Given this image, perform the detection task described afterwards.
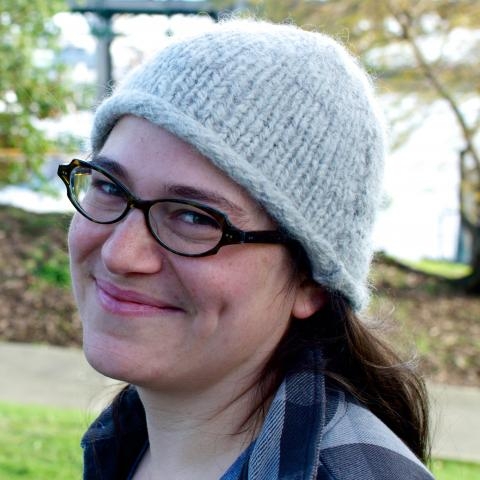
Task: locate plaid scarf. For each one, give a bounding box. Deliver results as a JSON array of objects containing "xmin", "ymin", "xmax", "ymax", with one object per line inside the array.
[{"xmin": 82, "ymin": 349, "xmax": 434, "ymax": 479}]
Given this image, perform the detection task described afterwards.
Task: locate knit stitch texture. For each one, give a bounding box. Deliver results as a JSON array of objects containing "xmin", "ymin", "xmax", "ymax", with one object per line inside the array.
[{"xmin": 91, "ymin": 19, "xmax": 386, "ymax": 310}]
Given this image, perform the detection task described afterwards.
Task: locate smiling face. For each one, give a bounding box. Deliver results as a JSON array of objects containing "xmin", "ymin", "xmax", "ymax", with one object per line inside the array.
[{"xmin": 68, "ymin": 116, "xmax": 319, "ymax": 395}]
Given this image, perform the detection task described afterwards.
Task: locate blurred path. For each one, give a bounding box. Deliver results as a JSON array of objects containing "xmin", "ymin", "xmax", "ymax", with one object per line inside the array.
[
  {"xmin": 428, "ymin": 382, "xmax": 480, "ymax": 462},
  {"xmin": 0, "ymin": 341, "xmax": 479, "ymax": 463},
  {"xmin": 0, "ymin": 341, "xmax": 120, "ymax": 413}
]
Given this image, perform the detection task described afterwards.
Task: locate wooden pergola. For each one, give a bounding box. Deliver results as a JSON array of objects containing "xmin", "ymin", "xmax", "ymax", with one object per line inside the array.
[
  {"xmin": 67, "ymin": 1, "xmax": 224, "ymax": 100},
  {"xmin": 68, "ymin": 1, "xmax": 220, "ymax": 17}
]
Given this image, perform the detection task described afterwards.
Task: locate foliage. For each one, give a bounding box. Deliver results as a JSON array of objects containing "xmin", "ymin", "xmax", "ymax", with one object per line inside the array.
[
  {"xmin": 240, "ymin": 1, "xmax": 479, "ymax": 149},
  {"xmin": 0, "ymin": 0, "xmax": 76, "ymax": 186},
  {"xmin": 0, "ymin": 205, "xmax": 80, "ymax": 347},
  {"xmin": 0, "ymin": 402, "xmax": 91, "ymax": 479},
  {"xmin": 25, "ymin": 242, "xmax": 71, "ymax": 288},
  {"xmin": 0, "ymin": 198, "xmax": 71, "ymax": 288},
  {"xmin": 0, "ymin": 205, "xmax": 71, "ymax": 288}
]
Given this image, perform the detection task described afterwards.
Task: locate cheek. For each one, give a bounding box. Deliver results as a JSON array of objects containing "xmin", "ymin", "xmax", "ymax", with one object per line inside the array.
[
  {"xmin": 68, "ymin": 214, "xmax": 106, "ymax": 263},
  {"xmin": 67, "ymin": 214, "xmax": 109, "ymax": 299},
  {"xmin": 68, "ymin": 214, "xmax": 86, "ymax": 257},
  {"xmin": 186, "ymin": 248, "xmax": 295, "ymax": 332},
  {"xmin": 68, "ymin": 215, "xmax": 92, "ymax": 297}
]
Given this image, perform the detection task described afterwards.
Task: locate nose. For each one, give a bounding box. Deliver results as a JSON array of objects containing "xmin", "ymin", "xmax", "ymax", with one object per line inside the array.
[{"xmin": 101, "ymin": 209, "xmax": 165, "ymax": 275}]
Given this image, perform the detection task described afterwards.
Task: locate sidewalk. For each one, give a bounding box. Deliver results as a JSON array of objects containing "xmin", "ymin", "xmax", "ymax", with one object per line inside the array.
[
  {"xmin": 428, "ymin": 382, "xmax": 480, "ymax": 462},
  {"xmin": 0, "ymin": 341, "xmax": 479, "ymax": 463},
  {"xmin": 0, "ymin": 341, "xmax": 119, "ymax": 413}
]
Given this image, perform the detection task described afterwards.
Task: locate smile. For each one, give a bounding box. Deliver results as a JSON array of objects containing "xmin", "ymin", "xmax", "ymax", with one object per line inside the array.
[{"xmin": 94, "ymin": 278, "xmax": 183, "ymax": 317}]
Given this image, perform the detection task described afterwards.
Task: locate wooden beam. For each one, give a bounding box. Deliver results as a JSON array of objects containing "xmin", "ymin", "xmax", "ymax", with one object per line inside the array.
[{"xmin": 68, "ymin": 1, "xmax": 219, "ymax": 17}]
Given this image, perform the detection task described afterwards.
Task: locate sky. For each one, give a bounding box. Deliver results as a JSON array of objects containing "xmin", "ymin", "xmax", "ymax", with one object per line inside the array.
[{"xmin": 1, "ymin": 10, "xmax": 476, "ymax": 262}]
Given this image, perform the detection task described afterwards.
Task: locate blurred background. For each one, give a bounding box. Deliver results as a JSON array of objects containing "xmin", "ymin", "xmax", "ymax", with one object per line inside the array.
[{"xmin": 0, "ymin": 1, "xmax": 479, "ymax": 478}]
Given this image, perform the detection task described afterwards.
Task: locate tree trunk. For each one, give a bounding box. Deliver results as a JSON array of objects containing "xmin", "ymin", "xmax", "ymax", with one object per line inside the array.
[
  {"xmin": 452, "ymin": 149, "xmax": 480, "ymax": 292},
  {"xmin": 452, "ymin": 224, "xmax": 480, "ymax": 292},
  {"xmin": 387, "ymin": 6, "xmax": 480, "ymax": 293}
]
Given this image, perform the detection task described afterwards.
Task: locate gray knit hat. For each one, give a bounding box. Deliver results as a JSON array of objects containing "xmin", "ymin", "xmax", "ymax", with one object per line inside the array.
[{"xmin": 91, "ymin": 19, "xmax": 385, "ymax": 311}]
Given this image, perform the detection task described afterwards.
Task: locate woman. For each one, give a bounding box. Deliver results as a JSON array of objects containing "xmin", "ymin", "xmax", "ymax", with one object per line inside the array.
[{"xmin": 58, "ymin": 19, "xmax": 435, "ymax": 479}]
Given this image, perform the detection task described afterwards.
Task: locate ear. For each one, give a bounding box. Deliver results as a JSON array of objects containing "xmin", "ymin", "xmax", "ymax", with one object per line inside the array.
[{"xmin": 292, "ymin": 280, "xmax": 327, "ymax": 320}]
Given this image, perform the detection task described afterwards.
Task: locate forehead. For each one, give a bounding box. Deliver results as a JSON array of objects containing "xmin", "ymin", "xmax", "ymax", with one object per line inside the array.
[
  {"xmin": 98, "ymin": 116, "xmax": 270, "ymax": 224},
  {"xmin": 100, "ymin": 116, "xmax": 242, "ymax": 196}
]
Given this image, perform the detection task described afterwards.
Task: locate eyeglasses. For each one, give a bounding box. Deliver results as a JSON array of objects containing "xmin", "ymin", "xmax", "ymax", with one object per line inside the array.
[{"xmin": 57, "ymin": 159, "xmax": 291, "ymax": 257}]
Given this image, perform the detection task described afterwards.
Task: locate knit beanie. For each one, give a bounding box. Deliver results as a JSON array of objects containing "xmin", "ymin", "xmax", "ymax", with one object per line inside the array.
[{"xmin": 91, "ymin": 19, "xmax": 386, "ymax": 311}]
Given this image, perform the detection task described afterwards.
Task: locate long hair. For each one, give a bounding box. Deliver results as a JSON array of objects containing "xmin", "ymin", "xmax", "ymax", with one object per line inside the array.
[
  {"xmin": 250, "ymin": 246, "xmax": 431, "ymax": 464},
  {"xmin": 256, "ymin": 294, "xmax": 430, "ymax": 462}
]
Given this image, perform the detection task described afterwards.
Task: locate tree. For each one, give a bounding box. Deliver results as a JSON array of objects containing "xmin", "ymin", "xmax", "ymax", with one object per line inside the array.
[
  {"xmin": 0, "ymin": 0, "xmax": 76, "ymax": 186},
  {"xmin": 229, "ymin": 0, "xmax": 480, "ymax": 289}
]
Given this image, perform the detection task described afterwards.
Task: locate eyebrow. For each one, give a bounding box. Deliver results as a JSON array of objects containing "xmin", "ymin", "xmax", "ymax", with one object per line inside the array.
[
  {"xmin": 90, "ymin": 155, "xmax": 249, "ymax": 220},
  {"xmin": 91, "ymin": 155, "xmax": 132, "ymax": 183},
  {"xmin": 166, "ymin": 184, "xmax": 249, "ymax": 220}
]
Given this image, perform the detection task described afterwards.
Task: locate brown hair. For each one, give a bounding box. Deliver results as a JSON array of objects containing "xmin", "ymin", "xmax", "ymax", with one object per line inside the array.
[
  {"xmin": 255, "ymin": 292, "xmax": 431, "ymax": 463},
  {"xmin": 247, "ymin": 243, "xmax": 431, "ymax": 463}
]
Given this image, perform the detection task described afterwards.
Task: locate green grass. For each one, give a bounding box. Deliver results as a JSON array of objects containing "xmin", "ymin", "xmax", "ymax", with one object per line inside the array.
[
  {"xmin": 0, "ymin": 402, "xmax": 479, "ymax": 479},
  {"xmin": 431, "ymin": 458, "xmax": 480, "ymax": 480},
  {"xmin": 0, "ymin": 402, "xmax": 93, "ymax": 479},
  {"xmin": 402, "ymin": 258, "xmax": 472, "ymax": 279}
]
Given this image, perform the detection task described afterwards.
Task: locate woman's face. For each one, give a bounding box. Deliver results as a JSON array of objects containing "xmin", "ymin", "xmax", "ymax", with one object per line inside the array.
[{"xmin": 69, "ymin": 116, "xmax": 318, "ymax": 393}]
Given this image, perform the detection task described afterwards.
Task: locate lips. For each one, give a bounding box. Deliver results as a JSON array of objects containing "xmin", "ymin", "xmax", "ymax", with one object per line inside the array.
[{"xmin": 95, "ymin": 278, "xmax": 183, "ymax": 316}]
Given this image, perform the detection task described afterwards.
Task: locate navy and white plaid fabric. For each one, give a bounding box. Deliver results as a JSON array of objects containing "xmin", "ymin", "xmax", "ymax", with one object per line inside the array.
[
  {"xmin": 242, "ymin": 349, "xmax": 434, "ymax": 479},
  {"xmin": 82, "ymin": 349, "xmax": 435, "ymax": 479}
]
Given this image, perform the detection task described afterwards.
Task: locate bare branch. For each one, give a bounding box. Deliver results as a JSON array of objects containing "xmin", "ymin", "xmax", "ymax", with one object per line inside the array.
[{"xmin": 385, "ymin": 0, "xmax": 480, "ymax": 173}]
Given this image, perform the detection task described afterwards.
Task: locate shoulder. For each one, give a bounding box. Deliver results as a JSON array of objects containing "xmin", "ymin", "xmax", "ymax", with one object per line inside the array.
[
  {"xmin": 82, "ymin": 385, "xmax": 148, "ymax": 479},
  {"xmin": 317, "ymin": 389, "xmax": 435, "ymax": 480},
  {"xmin": 82, "ymin": 385, "xmax": 145, "ymax": 444}
]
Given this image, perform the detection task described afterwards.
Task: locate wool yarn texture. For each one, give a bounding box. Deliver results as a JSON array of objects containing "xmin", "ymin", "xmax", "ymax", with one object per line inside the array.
[{"xmin": 91, "ymin": 19, "xmax": 386, "ymax": 311}]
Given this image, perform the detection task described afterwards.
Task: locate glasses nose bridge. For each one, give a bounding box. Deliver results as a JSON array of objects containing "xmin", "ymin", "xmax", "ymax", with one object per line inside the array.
[
  {"xmin": 126, "ymin": 195, "xmax": 153, "ymax": 219},
  {"xmin": 125, "ymin": 197, "xmax": 174, "ymax": 254}
]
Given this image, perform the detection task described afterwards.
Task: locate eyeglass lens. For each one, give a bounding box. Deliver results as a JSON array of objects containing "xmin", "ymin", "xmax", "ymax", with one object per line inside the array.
[
  {"xmin": 68, "ymin": 165, "xmax": 226, "ymax": 255},
  {"xmin": 71, "ymin": 166, "xmax": 128, "ymax": 222}
]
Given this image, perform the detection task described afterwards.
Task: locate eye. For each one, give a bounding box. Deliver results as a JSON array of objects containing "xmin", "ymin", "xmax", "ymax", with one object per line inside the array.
[
  {"xmin": 175, "ymin": 209, "xmax": 221, "ymax": 229},
  {"xmin": 91, "ymin": 177, "xmax": 124, "ymax": 197},
  {"xmin": 149, "ymin": 201, "xmax": 224, "ymax": 247},
  {"xmin": 70, "ymin": 168, "xmax": 128, "ymax": 220}
]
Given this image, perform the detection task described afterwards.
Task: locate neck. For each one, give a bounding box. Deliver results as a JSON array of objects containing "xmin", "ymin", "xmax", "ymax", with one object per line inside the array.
[{"xmin": 135, "ymin": 379, "xmax": 262, "ymax": 479}]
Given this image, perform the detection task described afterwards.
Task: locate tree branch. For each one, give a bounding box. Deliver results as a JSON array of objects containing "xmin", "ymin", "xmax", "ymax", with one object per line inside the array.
[{"xmin": 385, "ymin": 0, "xmax": 480, "ymax": 173}]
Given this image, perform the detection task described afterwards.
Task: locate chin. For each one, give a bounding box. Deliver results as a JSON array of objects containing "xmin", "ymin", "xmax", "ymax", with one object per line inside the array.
[
  {"xmin": 82, "ymin": 331, "xmax": 175, "ymax": 391},
  {"xmin": 82, "ymin": 331, "xmax": 142, "ymax": 382}
]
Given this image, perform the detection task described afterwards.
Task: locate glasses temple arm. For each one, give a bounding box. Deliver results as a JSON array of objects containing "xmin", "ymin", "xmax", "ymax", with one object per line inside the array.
[{"xmin": 223, "ymin": 229, "xmax": 291, "ymax": 245}]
